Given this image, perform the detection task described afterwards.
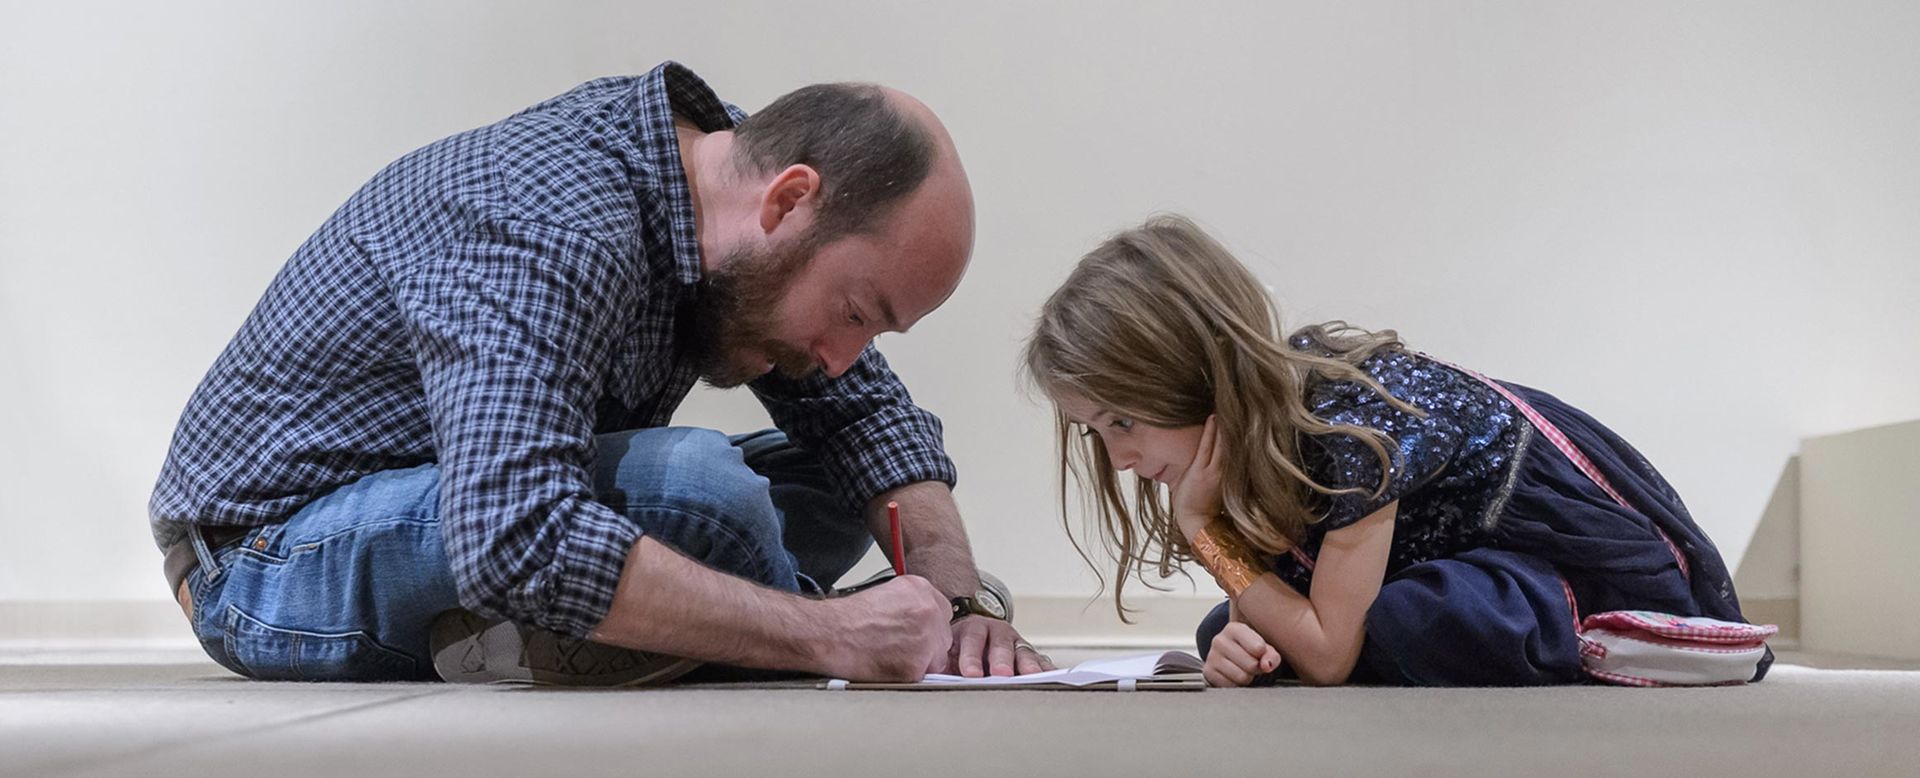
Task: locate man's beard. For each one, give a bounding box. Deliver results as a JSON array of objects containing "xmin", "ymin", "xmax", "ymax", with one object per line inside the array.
[{"xmin": 686, "ymin": 237, "xmax": 821, "ymax": 389}]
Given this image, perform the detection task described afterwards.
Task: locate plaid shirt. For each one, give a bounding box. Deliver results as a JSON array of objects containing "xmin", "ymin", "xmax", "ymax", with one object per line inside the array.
[{"xmin": 150, "ymin": 62, "xmax": 958, "ymax": 638}]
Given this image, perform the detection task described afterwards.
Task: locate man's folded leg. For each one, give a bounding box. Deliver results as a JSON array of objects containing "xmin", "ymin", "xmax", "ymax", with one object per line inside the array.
[
  {"xmin": 431, "ymin": 426, "xmax": 827, "ymax": 685},
  {"xmin": 730, "ymin": 427, "xmax": 874, "ymax": 591},
  {"xmin": 186, "ymin": 464, "xmax": 461, "ymax": 681},
  {"xmin": 189, "ymin": 461, "xmax": 692, "ymax": 685}
]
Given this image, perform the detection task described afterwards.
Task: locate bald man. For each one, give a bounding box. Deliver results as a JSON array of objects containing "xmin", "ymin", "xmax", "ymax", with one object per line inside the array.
[{"xmin": 150, "ymin": 61, "xmax": 1049, "ymax": 685}]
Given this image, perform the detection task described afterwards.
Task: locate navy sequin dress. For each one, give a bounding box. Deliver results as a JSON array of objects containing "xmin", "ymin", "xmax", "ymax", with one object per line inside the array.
[{"xmin": 1195, "ymin": 348, "xmax": 1762, "ymax": 686}]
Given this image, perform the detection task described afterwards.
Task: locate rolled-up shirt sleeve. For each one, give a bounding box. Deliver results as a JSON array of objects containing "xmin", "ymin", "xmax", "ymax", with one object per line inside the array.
[
  {"xmin": 393, "ymin": 217, "xmax": 642, "ymax": 638},
  {"xmin": 749, "ymin": 345, "xmax": 957, "ymax": 511}
]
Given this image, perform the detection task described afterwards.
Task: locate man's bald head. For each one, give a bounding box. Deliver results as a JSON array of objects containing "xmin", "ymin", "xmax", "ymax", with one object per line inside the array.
[
  {"xmin": 688, "ymin": 81, "xmax": 972, "ymax": 387},
  {"xmin": 728, "ymin": 82, "xmax": 942, "ymax": 246}
]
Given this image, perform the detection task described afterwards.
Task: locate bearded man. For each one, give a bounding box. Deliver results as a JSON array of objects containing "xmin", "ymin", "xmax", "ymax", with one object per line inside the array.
[{"xmin": 150, "ymin": 62, "xmax": 1048, "ymax": 685}]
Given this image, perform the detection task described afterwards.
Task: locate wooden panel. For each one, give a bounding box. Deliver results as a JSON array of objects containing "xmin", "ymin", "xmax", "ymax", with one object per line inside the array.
[{"xmin": 1800, "ymin": 420, "xmax": 1920, "ymax": 659}]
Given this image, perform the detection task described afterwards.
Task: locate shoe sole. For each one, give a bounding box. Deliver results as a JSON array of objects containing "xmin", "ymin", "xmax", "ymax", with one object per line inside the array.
[{"xmin": 430, "ymin": 609, "xmax": 702, "ymax": 687}]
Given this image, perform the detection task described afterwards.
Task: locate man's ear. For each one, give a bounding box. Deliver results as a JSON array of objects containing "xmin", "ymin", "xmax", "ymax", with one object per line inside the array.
[{"xmin": 758, "ymin": 164, "xmax": 820, "ymax": 236}]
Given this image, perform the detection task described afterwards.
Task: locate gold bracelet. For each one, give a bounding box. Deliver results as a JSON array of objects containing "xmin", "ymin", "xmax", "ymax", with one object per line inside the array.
[{"xmin": 1190, "ymin": 521, "xmax": 1263, "ymax": 597}]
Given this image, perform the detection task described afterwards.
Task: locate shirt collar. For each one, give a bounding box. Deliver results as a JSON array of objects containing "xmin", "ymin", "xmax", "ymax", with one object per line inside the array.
[{"xmin": 634, "ymin": 61, "xmax": 747, "ymax": 287}]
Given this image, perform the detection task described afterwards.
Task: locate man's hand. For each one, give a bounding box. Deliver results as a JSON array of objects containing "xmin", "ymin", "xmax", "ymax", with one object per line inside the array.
[
  {"xmin": 859, "ymin": 481, "xmax": 1054, "ymax": 677},
  {"xmin": 813, "ymin": 575, "xmax": 953, "ymax": 682},
  {"xmin": 945, "ymin": 615, "xmax": 1055, "ymax": 677},
  {"xmin": 1203, "ymin": 621, "xmax": 1281, "ymax": 687}
]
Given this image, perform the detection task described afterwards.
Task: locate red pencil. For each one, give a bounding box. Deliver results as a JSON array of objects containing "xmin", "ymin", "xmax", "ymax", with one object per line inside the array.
[{"xmin": 888, "ymin": 500, "xmax": 906, "ymax": 576}]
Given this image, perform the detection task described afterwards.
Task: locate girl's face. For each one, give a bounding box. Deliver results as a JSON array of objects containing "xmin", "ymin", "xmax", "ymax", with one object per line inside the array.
[{"xmin": 1053, "ymin": 389, "xmax": 1206, "ymax": 486}]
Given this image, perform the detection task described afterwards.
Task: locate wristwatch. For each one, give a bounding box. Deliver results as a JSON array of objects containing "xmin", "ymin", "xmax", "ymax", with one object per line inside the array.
[{"xmin": 949, "ymin": 570, "xmax": 1013, "ymax": 622}]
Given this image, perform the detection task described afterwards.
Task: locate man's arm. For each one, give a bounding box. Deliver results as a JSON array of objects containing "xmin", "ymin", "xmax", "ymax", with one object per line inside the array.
[
  {"xmin": 591, "ymin": 535, "xmax": 951, "ymax": 681},
  {"xmin": 867, "ymin": 480, "xmax": 978, "ymax": 598},
  {"xmin": 868, "ymin": 480, "xmax": 1053, "ymax": 677},
  {"xmin": 753, "ymin": 348, "xmax": 1053, "ymax": 677},
  {"xmin": 401, "ymin": 222, "xmax": 953, "ymax": 680},
  {"xmin": 397, "ymin": 219, "xmax": 649, "ymax": 638}
]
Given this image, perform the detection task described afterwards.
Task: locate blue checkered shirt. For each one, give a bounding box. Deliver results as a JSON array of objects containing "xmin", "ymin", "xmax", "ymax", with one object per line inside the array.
[{"xmin": 150, "ymin": 62, "xmax": 958, "ymax": 638}]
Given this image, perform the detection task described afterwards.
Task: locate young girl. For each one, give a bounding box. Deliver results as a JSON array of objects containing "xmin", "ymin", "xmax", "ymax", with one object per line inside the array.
[{"xmin": 1022, "ymin": 214, "xmax": 1766, "ymax": 687}]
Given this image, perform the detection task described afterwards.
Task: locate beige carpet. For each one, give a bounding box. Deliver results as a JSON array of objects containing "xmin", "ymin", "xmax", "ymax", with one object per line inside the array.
[{"xmin": 3, "ymin": 647, "xmax": 1916, "ymax": 777}]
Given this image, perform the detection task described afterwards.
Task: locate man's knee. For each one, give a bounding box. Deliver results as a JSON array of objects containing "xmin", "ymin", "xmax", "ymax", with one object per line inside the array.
[
  {"xmin": 597, "ymin": 428, "xmax": 771, "ymax": 514},
  {"xmin": 593, "ymin": 427, "xmax": 791, "ymax": 581}
]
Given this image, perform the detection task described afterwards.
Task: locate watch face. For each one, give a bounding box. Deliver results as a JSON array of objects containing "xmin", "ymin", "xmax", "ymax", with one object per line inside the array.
[
  {"xmin": 951, "ymin": 594, "xmax": 1009, "ymax": 621},
  {"xmin": 976, "ymin": 590, "xmax": 1008, "ymax": 620}
]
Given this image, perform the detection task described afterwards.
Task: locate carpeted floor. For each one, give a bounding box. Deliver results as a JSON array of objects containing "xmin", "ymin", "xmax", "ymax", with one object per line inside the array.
[{"xmin": 3, "ymin": 646, "xmax": 1916, "ymax": 777}]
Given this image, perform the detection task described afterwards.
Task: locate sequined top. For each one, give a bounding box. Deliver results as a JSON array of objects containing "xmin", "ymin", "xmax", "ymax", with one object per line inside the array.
[{"xmin": 1271, "ymin": 347, "xmax": 1531, "ymax": 588}]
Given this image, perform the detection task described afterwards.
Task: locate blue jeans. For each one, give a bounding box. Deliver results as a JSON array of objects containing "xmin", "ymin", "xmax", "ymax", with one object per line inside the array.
[{"xmin": 182, "ymin": 427, "xmax": 871, "ymax": 681}]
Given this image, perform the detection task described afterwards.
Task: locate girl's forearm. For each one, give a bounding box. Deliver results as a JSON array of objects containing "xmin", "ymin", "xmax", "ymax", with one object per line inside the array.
[{"xmin": 1232, "ymin": 574, "xmax": 1368, "ymax": 685}]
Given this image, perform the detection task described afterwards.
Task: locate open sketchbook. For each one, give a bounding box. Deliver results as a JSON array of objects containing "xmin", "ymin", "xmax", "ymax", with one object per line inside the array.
[{"xmin": 818, "ymin": 650, "xmax": 1206, "ymax": 691}]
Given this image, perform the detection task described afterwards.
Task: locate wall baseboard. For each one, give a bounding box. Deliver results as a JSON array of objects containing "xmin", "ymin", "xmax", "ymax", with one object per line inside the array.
[
  {"xmin": 0, "ymin": 595, "xmax": 1219, "ymax": 650},
  {"xmin": 1011, "ymin": 595, "xmax": 1217, "ymax": 648},
  {"xmin": 0, "ymin": 600, "xmax": 198, "ymax": 648},
  {"xmin": 0, "ymin": 596, "xmax": 1804, "ymax": 657}
]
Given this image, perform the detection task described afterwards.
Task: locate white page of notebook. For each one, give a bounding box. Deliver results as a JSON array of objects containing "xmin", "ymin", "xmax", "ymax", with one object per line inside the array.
[{"xmin": 913, "ymin": 650, "xmax": 1201, "ymax": 687}]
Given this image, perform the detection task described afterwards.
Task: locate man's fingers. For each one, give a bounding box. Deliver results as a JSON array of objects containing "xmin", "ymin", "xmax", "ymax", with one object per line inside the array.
[
  {"xmin": 1014, "ymin": 639, "xmax": 1055, "ymax": 674},
  {"xmin": 953, "ymin": 619, "xmax": 990, "ymax": 678},
  {"xmin": 990, "ymin": 621, "xmax": 1049, "ymax": 675},
  {"xmin": 985, "ymin": 630, "xmax": 1017, "ymax": 677}
]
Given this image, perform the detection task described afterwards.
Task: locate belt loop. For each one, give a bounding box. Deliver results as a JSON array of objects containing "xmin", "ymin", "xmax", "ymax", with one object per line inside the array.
[{"xmin": 188, "ymin": 524, "xmax": 222, "ymax": 581}]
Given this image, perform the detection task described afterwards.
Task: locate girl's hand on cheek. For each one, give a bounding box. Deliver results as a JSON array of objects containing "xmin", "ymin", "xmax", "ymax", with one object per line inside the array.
[{"xmin": 1170, "ymin": 414, "xmax": 1222, "ymax": 542}]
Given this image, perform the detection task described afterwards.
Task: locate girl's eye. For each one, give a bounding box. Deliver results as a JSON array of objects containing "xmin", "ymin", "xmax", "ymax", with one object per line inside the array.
[{"xmin": 1110, "ymin": 418, "xmax": 1134, "ymax": 431}]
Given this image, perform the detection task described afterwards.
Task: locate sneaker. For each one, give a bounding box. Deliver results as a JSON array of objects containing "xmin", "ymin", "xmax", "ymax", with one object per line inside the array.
[{"xmin": 429, "ymin": 609, "xmax": 702, "ymax": 686}]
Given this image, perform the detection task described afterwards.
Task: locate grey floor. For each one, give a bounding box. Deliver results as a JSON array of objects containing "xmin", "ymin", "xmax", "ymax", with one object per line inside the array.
[{"xmin": 4, "ymin": 644, "xmax": 1918, "ymax": 777}]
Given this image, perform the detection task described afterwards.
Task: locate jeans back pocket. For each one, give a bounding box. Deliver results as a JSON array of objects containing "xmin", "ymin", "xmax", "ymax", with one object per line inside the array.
[{"xmin": 222, "ymin": 605, "xmax": 425, "ymax": 681}]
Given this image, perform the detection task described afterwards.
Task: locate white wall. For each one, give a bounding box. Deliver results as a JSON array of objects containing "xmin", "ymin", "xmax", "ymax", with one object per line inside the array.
[{"xmin": 3, "ymin": 2, "xmax": 1917, "ymax": 614}]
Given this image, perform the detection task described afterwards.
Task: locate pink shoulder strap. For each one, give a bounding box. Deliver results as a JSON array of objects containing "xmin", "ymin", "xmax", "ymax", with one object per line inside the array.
[{"xmin": 1419, "ymin": 354, "xmax": 1690, "ymax": 580}]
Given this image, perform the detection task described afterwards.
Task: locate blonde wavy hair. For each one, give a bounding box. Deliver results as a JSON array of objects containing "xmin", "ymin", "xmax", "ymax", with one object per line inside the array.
[{"xmin": 1021, "ymin": 214, "xmax": 1421, "ymax": 617}]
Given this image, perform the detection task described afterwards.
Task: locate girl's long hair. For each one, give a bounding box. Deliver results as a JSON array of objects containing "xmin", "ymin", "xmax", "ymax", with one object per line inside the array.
[{"xmin": 1020, "ymin": 214, "xmax": 1420, "ymax": 617}]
